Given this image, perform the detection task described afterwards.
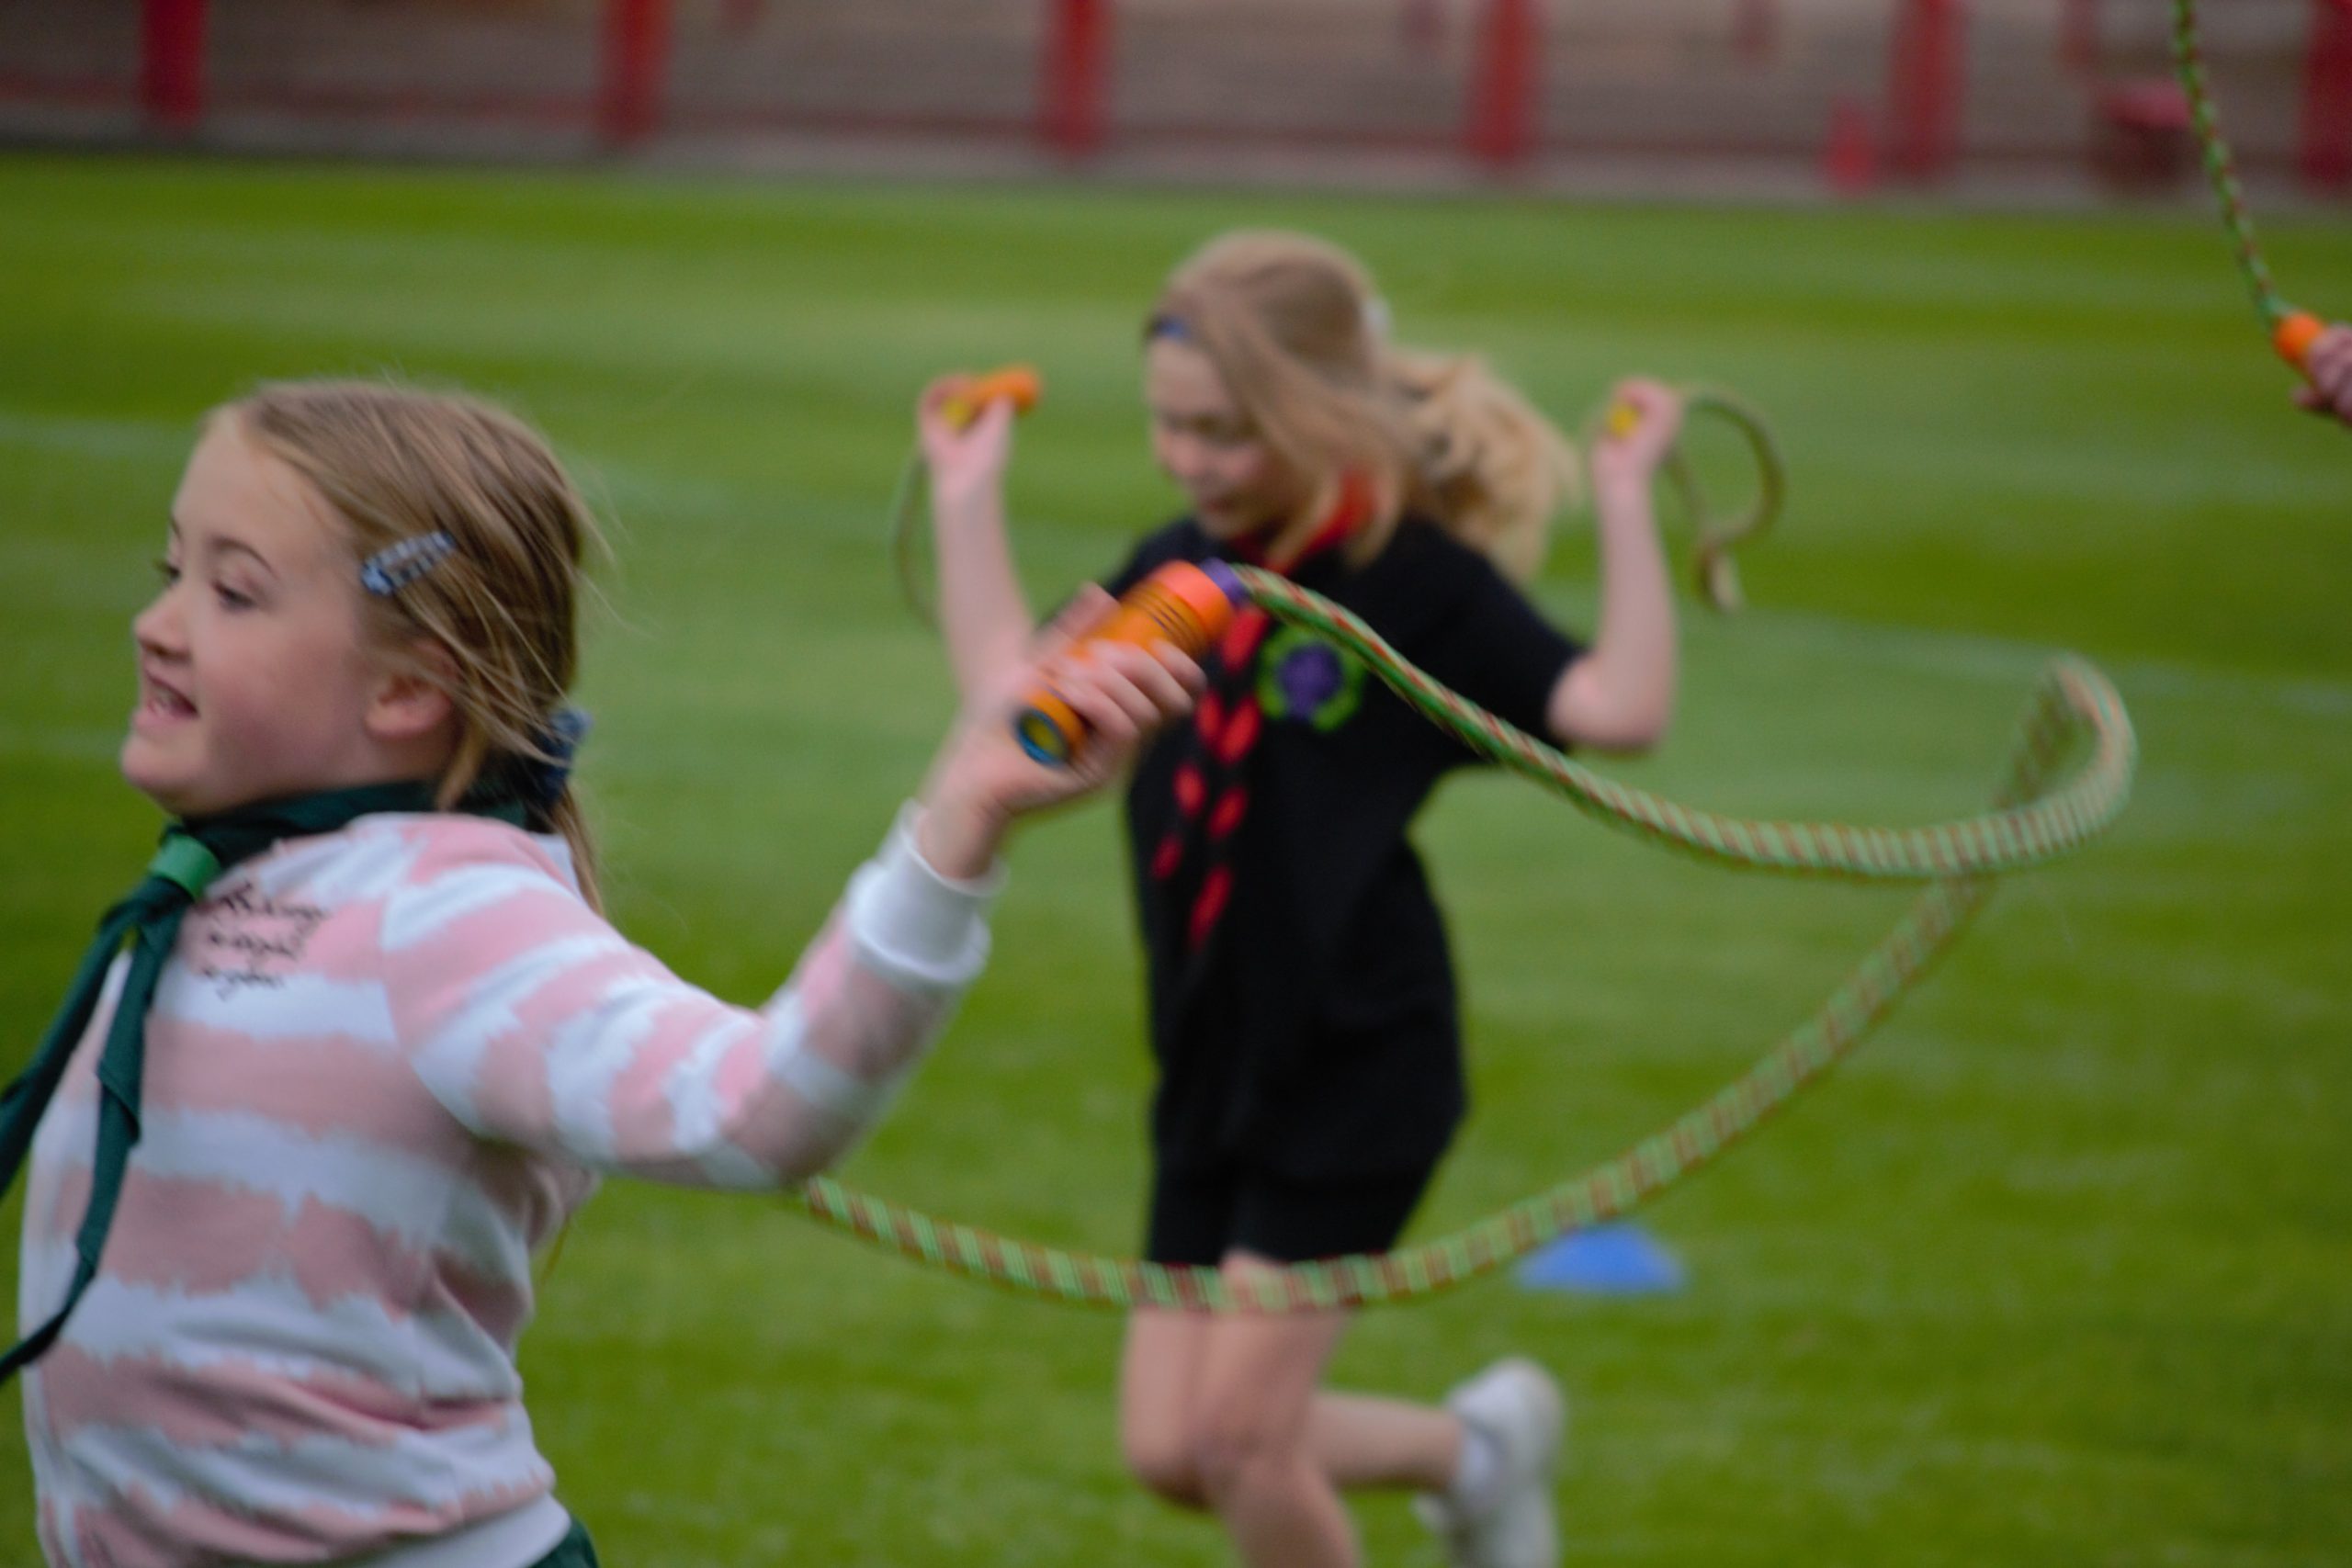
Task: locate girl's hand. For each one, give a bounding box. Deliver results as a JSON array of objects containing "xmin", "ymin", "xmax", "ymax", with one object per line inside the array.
[
  {"xmin": 918, "ymin": 374, "xmax": 1017, "ymax": 502},
  {"xmin": 2292, "ymin": 324, "xmax": 2352, "ymax": 427},
  {"xmin": 916, "ymin": 588, "xmax": 1204, "ymax": 876},
  {"xmin": 1590, "ymin": 378, "xmax": 1685, "ymax": 495}
]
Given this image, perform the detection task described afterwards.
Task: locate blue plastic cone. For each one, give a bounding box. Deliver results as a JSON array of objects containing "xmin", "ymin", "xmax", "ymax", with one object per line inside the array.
[{"xmin": 1514, "ymin": 1223, "xmax": 1685, "ymax": 1294}]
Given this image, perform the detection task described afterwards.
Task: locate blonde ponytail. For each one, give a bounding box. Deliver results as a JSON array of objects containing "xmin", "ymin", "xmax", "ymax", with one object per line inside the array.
[{"xmin": 1388, "ymin": 349, "xmax": 1582, "ymax": 584}]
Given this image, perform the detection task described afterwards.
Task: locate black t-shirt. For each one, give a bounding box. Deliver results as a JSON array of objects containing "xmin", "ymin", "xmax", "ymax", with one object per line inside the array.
[{"xmin": 1102, "ymin": 516, "xmax": 1583, "ymax": 1179}]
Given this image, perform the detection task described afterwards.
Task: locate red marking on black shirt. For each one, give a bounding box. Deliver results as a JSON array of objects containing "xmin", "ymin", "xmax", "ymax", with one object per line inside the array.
[{"xmin": 1164, "ymin": 475, "xmax": 1374, "ymax": 949}]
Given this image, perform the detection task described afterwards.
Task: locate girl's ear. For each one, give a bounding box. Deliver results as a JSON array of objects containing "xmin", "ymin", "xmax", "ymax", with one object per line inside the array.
[{"xmin": 367, "ymin": 639, "xmax": 459, "ymax": 746}]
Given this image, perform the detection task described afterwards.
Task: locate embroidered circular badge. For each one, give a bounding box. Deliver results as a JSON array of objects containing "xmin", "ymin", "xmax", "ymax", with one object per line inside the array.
[{"xmin": 1256, "ymin": 626, "xmax": 1364, "ymax": 733}]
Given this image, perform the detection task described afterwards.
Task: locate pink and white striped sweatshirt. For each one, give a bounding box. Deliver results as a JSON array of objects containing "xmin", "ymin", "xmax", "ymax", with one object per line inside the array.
[{"xmin": 17, "ymin": 805, "xmax": 1001, "ymax": 1568}]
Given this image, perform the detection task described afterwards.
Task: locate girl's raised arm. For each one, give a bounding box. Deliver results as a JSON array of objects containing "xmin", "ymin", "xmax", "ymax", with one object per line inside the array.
[
  {"xmin": 1546, "ymin": 378, "xmax": 1681, "ymax": 754},
  {"xmin": 919, "ymin": 378, "xmax": 1040, "ymax": 699}
]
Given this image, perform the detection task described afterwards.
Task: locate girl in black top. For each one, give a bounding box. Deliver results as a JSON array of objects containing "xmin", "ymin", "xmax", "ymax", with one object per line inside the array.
[{"xmin": 919, "ymin": 231, "xmax": 1683, "ymax": 1568}]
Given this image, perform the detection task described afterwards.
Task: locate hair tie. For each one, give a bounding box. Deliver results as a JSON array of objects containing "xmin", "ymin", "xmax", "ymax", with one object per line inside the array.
[
  {"xmin": 524, "ymin": 706, "xmax": 592, "ymax": 811},
  {"xmin": 359, "ymin": 531, "xmax": 457, "ymax": 596}
]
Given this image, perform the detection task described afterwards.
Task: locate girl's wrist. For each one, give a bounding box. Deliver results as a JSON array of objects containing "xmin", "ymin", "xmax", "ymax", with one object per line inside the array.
[
  {"xmin": 914, "ymin": 774, "xmax": 1012, "ymax": 881},
  {"xmin": 931, "ymin": 470, "xmax": 1003, "ymax": 514},
  {"xmin": 1591, "ymin": 472, "xmax": 1657, "ymax": 519}
]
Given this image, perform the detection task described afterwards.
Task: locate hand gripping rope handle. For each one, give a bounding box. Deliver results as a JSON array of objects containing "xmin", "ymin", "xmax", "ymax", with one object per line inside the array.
[
  {"xmin": 892, "ymin": 366, "xmax": 1042, "ymax": 622},
  {"xmin": 791, "ymin": 570, "xmax": 2137, "ymax": 1312},
  {"xmin": 2172, "ymin": 0, "xmax": 2330, "ymax": 369},
  {"xmin": 1594, "ymin": 387, "xmax": 1786, "ymax": 614}
]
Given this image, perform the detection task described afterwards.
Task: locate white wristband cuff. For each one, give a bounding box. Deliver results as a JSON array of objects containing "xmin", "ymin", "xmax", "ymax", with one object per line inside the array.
[{"xmin": 844, "ymin": 802, "xmax": 1004, "ymax": 990}]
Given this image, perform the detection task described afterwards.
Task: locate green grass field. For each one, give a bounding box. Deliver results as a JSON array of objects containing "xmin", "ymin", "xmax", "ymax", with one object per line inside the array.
[{"xmin": 2, "ymin": 152, "xmax": 2348, "ymax": 1565}]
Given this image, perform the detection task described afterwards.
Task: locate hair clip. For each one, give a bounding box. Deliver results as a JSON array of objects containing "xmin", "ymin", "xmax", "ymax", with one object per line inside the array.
[
  {"xmin": 1147, "ymin": 311, "xmax": 1193, "ymax": 343},
  {"xmin": 359, "ymin": 531, "xmax": 457, "ymax": 597}
]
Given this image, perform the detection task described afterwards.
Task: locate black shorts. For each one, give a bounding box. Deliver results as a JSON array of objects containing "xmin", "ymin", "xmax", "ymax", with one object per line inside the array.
[{"xmin": 1145, "ymin": 1162, "xmax": 1438, "ymax": 1267}]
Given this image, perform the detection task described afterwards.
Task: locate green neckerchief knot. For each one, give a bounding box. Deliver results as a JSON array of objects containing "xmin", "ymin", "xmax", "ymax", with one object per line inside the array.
[{"xmin": 0, "ymin": 779, "xmax": 523, "ymax": 1383}]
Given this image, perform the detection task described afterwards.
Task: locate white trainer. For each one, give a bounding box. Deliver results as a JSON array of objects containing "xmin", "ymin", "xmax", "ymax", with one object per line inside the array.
[{"xmin": 1412, "ymin": 1357, "xmax": 1566, "ymax": 1568}]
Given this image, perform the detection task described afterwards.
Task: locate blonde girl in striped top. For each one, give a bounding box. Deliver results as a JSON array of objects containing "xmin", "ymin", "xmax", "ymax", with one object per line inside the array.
[{"xmin": 6, "ymin": 379, "xmax": 1198, "ymax": 1568}]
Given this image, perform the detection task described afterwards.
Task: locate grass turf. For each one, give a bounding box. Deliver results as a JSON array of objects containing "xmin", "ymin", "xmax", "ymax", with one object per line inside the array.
[{"xmin": 0, "ymin": 152, "xmax": 2347, "ymax": 1565}]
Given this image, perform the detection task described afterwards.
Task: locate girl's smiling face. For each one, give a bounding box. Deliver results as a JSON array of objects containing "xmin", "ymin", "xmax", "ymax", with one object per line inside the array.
[
  {"xmin": 1144, "ymin": 336, "xmax": 1310, "ymax": 542},
  {"xmin": 124, "ymin": 416, "xmax": 414, "ymax": 818}
]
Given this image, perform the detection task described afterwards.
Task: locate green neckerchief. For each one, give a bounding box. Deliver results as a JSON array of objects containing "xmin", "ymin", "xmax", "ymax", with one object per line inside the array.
[{"xmin": 0, "ymin": 780, "xmax": 526, "ymax": 1382}]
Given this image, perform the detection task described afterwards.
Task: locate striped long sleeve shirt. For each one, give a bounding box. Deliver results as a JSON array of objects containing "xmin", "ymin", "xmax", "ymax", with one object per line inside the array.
[{"xmin": 17, "ymin": 806, "xmax": 1000, "ymax": 1568}]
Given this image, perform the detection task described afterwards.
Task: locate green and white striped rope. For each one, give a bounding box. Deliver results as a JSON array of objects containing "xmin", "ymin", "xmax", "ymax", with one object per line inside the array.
[
  {"xmin": 792, "ymin": 575, "xmax": 2136, "ymax": 1312},
  {"xmin": 1236, "ymin": 572, "xmax": 2133, "ymax": 882},
  {"xmin": 2171, "ymin": 0, "xmax": 2298, "ymax": 331}
]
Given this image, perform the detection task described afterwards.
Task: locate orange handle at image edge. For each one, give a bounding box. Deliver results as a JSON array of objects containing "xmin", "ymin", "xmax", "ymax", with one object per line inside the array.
[{"xmin": 2274, "ymin": 311, "xmax": 2324, "ymax": 370}]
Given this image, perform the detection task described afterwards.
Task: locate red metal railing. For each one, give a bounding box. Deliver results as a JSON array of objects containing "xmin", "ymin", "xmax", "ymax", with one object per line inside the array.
[{"xmin": 2, "ymin": 1, "xmax": 2338, "ymax": 196}]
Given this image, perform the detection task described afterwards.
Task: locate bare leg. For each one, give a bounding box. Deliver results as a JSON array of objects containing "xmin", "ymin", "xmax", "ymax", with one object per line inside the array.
[
  {"xmin": 1118, "ymin": 1255, "xmax": 1476, "ymax": 1568},
  {"xmin": 1120, "ymin": 1305, "xmax": 1214, "ymax": 1509},
  {"xmin": 1189, "ymin": 1253, "xmax": 1359, "ymax": 1568},
  {"xmin": 1307, "ymin": 1390, "xmax": 1463, "ymax": 1493},
  {"xmin": 1125, "ymin": 1322, "xmax": 1465, "ymax": 1501}
]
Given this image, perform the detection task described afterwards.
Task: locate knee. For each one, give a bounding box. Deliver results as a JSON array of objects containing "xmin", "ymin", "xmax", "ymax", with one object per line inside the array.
[
  {"xmin": 1189, "ymin": 1407, "xmax": 1302, "ymax": 1505},
  {"xmin": 1124, "ymin": 1422, "xmax": 1208, "ymax": 1509}
]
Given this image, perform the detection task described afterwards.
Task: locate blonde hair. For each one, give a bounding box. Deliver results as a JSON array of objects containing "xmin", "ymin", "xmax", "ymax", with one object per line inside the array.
[
  {"xmin": 225, "ymin": 379, "xmax": 607, "ymax": 910},
  {"xmin": 1150, "ymin": 231, "xmax": 1579, "ymax": 581}
]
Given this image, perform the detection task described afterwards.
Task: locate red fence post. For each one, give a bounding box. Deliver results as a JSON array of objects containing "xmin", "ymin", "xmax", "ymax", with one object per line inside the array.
[
  {"xmin": 1041, "ymin": 0, "xmax": 1110, "ymax": 158},
  {"xmin": 140, "ymin": 0, "xmax": 208, "ymax": 135},
  {"xmin": 2301, "ymin": 0, "xmax": 2352, "ymax": 190},
  {"xmin": 1886, "ymin": 0, "xmax": 1963, "ymax": 182},
  {"xmin": 1467, "ymin": 0, "xmax": 1539, "ymax": 168},
  {"xmin": 598, "ymin": 0, "xmax": 674, "ymax": 147}
]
